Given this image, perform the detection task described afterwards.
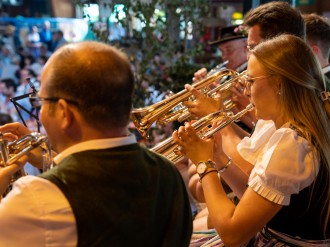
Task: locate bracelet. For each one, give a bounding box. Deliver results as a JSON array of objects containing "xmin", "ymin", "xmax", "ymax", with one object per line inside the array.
[
  {"xmin": 218, "ymin": 156, "xmax": 232, "ymax": 174},
  {"xmin": 199, "ymin": 169, "xmax": 218, "ymax": 183}
]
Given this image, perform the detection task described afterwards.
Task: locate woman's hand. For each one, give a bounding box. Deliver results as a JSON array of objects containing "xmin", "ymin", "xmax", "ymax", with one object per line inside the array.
[{"xmin": 172, "ymin": 122, "xmax": 214, "ymax": 165}]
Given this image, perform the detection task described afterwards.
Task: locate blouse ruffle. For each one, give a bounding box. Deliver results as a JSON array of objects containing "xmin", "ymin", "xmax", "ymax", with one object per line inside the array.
[{"xmin": 237, "ymin": 120, "xmax": 319, "ymax": 206}]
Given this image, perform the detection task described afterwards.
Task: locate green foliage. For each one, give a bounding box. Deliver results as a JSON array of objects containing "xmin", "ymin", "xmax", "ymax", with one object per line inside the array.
[{"xmin": 74, "ymin": 0, "xmax": 212, "ymax": 108}]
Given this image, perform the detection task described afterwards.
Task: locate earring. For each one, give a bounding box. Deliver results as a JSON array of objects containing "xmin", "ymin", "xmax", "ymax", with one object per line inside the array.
[{"xmin": 278, "ymin": 91, "xmax": 281, "ymax": 95}]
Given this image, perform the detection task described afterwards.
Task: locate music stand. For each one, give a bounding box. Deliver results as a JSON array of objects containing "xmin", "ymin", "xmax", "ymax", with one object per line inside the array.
[{"xmin": 10, "ymin": 78, "xmax": 41, "ymax": 132}]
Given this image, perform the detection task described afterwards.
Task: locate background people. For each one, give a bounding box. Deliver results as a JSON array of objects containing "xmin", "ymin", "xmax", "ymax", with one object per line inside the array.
[
  {"xmin": 14, "ymin": 67, "xmax": 37, "ymax": 123},
  {"xmin": 0, "ymin": 24, "xmax": 20, "ymax": 52},
  {"xmin": 26, "ymin": 25, "xmax": 42, "ymax": 59},
  {"xmin": 302, "ymin": 13, "xmax": 330, "ymax": 91},
  {"xmin": 0, "ymin": 78, "xmax": 18, "ymax": 121},
  {"xmin": 51, "ymin": 30, "xmax": 67, "ymax": 52},
  {"xmin": 0, "ymin": 41, "xmax": 192, "ymax": 246},
  {"xmin": 39, "ymin": 20, "xmax": 53, "ymax": 51},
  {"xmin": 174, "ymin": 34, "xmax": 330, "ymax": 246}
]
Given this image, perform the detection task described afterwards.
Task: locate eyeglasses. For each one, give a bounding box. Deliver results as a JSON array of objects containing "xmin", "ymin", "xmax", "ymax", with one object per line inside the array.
[
  {"xmin": 242, "ymin": 74, "xmax": 272, "ymax": 89},
  {"xmin": 29, "ymin": 95, "xmax": 79, "ymax": 108}
]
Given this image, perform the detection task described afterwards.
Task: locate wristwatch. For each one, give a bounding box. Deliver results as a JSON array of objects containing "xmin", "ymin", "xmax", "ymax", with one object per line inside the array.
[{"xmin": 196, "ymin": 160, "xmax": 216, "ymax": 177}]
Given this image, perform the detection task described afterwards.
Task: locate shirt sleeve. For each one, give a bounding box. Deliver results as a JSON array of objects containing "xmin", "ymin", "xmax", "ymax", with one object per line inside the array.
[
  {"xmin": 0, "ymin": 176, "xmax": 77, "ymax": 247},
  {"xmin": 238, "ymin": 120, "xmax": 276, "ymax": 165},
  {"xmin": 243, "ymin": 126, "xmax": 318, "ymax": 206}
]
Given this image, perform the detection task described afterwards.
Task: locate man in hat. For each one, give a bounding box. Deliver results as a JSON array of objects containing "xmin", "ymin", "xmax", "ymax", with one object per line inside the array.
[{"xmin": 209, "ymin": 25, "xmax": 248, "ymax": 73}]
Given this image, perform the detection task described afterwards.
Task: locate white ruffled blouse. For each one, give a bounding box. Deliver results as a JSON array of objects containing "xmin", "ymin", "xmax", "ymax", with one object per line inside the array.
[{"xmin": 237, "ymin": 120, "xmax": 319, "ymax": 206}]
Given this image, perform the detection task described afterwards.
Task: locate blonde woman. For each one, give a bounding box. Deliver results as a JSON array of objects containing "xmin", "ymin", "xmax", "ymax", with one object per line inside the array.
[{"xmin": 174, "ymin": 34, "xmax": 330, "ymax": 246}]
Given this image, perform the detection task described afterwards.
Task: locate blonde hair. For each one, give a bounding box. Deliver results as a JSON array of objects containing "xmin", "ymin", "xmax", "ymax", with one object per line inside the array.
[{"xmin": 252, "ymin": 34, "xmax": 330, "ymax": 236}]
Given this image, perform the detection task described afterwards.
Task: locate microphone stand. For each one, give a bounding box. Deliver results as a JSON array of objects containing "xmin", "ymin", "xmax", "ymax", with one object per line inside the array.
[{"xmin": 9, "ymin": 78, "xmax": 41, "ymax": 132}]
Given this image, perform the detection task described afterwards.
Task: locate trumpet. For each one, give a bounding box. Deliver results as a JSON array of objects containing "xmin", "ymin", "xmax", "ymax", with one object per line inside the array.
[
  {"xmin": 168, "ymin": 70, "xmax": 247, "ymax": 124},
  {"xmin": 130, "ymin": 68, "xmax": 238, "ymax": 137},
  {"xmin": 151, "ymin": 103, "xmax": 254, "ymax": 163},
  {"xmin": 0, "ymin": 132, "xmax": 53, "ymax": 196}
]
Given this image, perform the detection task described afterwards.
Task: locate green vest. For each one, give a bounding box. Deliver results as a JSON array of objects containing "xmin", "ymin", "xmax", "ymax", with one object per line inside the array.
[{"xmin": 40, "ymin": 143, "xmax": 192, "ymax": 247}]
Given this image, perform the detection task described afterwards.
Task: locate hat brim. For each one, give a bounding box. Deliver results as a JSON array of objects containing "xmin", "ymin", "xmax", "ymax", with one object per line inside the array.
[{"xmin": 209, "ymin": 35, "xmax": 246, "ymax": 46}]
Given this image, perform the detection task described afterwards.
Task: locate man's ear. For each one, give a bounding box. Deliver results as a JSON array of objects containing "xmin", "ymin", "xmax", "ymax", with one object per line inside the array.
[
  {"xmin": 311, "ymin": 45, "xmax": 319, "ymax": 55},
  {"xmin": 57, "ymin": 99, "xmax": 74, "ymax": 130}
]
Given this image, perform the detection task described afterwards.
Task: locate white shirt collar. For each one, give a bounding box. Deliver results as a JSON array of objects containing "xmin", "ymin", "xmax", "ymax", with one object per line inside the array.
[
  {"xmin": 322, "ymin": 64, "xmax": 330, "ymax": 74},
  {"xmin": 54, "ymin": 134, "xmax": 137, "ymax": 165}
]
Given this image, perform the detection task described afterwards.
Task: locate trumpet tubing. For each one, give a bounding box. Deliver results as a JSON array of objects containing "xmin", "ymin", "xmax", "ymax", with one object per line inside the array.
[
  {"xmin": 207, "ymin": 70, "xmax": 247, "ymax": 101},
  {"xmin": 151, "ymin": 104, "xmax": 254, "ymax": 163},
  {"xmin": 156, "ymin": 70, "xmax": 247, "ymax": 125},
  {"xmin": 130, "ymin": 68, "xmax": 238, "ymax": 137},
  {"xmin": 6, "ymin": 133, "xmax": 49, "ymax": 165}
]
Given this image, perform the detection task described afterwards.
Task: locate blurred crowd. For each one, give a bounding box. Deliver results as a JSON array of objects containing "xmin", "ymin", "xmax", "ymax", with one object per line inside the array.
[{"xmin": 0, "ymin": 21, "xmax": 68, "ymax": 129}]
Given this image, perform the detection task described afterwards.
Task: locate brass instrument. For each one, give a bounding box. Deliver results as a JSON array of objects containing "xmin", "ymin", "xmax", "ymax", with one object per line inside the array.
[
  {"xmin": 172, "ymin": 70, "xmax": 247, "ymax": 124},
  {"xmin": 0, "ymin": 132, "xmax": 53, "ymax": 196},
  {"xmin": 130, "ymin": 68, "xmax": 238, "ymax": 137},
  {"xmin": 151, "ymin": 103, "xmax": 254, "ymax": 163}
]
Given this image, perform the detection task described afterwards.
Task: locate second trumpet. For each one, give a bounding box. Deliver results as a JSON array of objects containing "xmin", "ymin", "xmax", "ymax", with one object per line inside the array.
[
  {"xmin": 151, "ymin": 103, "xmax": 254, "ymax": 164},
  {"xmin": 130, "ymin": 68, "xmax": 245, "ymax": 137}
]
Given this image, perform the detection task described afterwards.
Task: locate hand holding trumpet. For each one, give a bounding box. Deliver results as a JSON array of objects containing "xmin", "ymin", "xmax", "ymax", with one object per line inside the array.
[
  {"xmin": 173, "ymin": 122, "xmax": 214, "ymax": 164},
  {"xmin": 0, "ymin": 122, "xmax": 31, "ymax": 142},
  {"xmin": 172, "ymin": 121, "xmax": 231, "ymax": 178},
  {"xmin": 0, "ymin": 123, "xmax": 45, "ymax": 169},
  {"xmin": 183, "ymin": 84, "xmax": 223, "ymax": 119}
]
